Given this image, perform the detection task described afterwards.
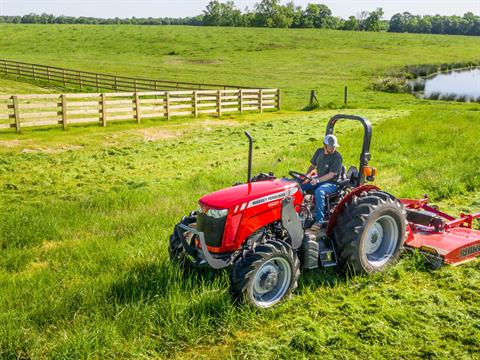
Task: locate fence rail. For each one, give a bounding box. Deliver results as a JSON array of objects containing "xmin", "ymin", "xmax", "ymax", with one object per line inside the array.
[
  {"xmin": 0, "ymin": 89, "xmax": 280, "ymax": 132},
  {"xmin": 0, "ymin": 59, "xmax": 258, "ymax": 92}
]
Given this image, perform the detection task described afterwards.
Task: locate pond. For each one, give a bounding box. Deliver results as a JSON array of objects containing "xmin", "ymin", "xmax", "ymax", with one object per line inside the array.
[{"xmin": 414, "ymin": 68, "xmax": 480, "ymax": 102}]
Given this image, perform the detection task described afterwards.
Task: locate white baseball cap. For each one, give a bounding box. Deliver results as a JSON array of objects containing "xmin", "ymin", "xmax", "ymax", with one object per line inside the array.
[{"xmin": 324, "ymin": 134, "xmax": 340, "ymax": 147}]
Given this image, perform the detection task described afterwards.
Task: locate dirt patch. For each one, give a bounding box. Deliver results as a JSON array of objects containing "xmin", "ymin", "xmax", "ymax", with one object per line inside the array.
[
  {"xmin": 0, "ymin": 139, "xmax": 23, "ymax": 148},
  {"xmin": 136, "ymin": 128, "xmax": 182, "ymax": 142},
  {"xmin": 41, "ymin": 240, "xmax": 62, "ymax": 251},
  {"xmin": 21, "ymin": 145, "xmax": 83, "ymax": 154},
  {"xmin": 188, "ymin": 59, "xmax": 221, "ymax": 65}
]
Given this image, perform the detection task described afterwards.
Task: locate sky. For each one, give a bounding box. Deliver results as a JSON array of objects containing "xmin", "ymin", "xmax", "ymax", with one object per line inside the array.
[{"xmin": 1, "ymin": 0, "xmax": 479, "ymax": 19}]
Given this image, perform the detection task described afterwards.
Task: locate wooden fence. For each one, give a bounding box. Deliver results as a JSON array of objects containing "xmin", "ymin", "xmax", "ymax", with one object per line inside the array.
[
  {"xmin": 0, "ymin": 89, "xmax": 280, "ymax": 132},
  {"xmin": 0, "ymin": 59, "xmax": 256, "ymax": 92}
]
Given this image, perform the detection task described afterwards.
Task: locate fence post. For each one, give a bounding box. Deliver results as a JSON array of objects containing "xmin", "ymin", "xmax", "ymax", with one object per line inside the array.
[
  {"xmin": 47, "ymin": 66, "xmax": 51, "ymax": 82},
  {"xmin": 135, "ymin": 92, "xmax": 141, "ymax": 124},
  {"xmin": 16, "ymin": 63, "xmax": 20, "ymax": 75},
  {"xmin": 344, "ymin": 86, "xmax": 348, "ymax": 106},
  {"xmin": 114, "ymin": 77, "xmax": 118, "ymax": 92},
  {"xmin": 61, "ymin": 94, "xmax": 67, "ymax": 130},
  {"xmin": 193, "ymin": 91, "xmax": 198, "ymax": 118},
  {"xmin": 12, "ymin": 95, "xmax": 21, "ymax": 133},
  {"xmin": 166, "ymin": 92, "xmax": 170, "ymax": 120},
  {"xmin": 309, "ymin": 90, "xmax": 318, "ymax": 107},
  {"xmin": 277, "ymin": 89, "xmax": 281, "ymax": 110},
  {"xmin": 239, "ymin": 90, "xmax": 243, "ymax": 113},
  {"xmin": 95, "ymin": 74, "xmax": 99, "ymax": 92},
  {"xmin": 32, "ymin": 64, "xmax": 36, "ymax": 81},
  {"xmin": 101, "ymin": 93, "xmax": 107, "ymax": 127},
  {"xmin": 62, "ymin": 69, "xmax": 66, "ymax": 87},
  {"xmin": 259, "ymin": 89, "xmax": 263, "ymax": 113},
  {"xmin": 217, "ymin": 90, "xmax": 222, "ymax": 117},
  {"xmin": 134, "ymin": 79, "xmax": 137, "ymax": 92},
  {"xmin": 79, "ymin": 72, "xmax": 83, "ymax": 89}
]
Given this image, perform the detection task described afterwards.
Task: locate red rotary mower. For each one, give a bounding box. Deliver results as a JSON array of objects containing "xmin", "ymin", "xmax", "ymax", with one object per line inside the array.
[{"xmin": 169, "ymin": 114, "xmax": 480, "ymax": 308}]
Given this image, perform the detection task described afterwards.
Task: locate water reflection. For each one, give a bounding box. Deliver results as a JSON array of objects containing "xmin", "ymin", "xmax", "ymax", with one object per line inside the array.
[{"xmin": 413, "ymin": 68, "xmax": 480, "ymax": 102}]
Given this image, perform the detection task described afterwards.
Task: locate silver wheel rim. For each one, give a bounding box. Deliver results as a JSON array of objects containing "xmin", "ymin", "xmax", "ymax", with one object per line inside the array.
[
  {"xmin": 251, "ymin": 257, "xmax": 292, "ymax": 308},
  {"xmin": 365, "ymin": 215, "xmax": 399, "ymax": 267}
]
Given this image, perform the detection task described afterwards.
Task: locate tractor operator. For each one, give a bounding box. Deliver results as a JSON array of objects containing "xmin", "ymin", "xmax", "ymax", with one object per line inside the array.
[{"xmin": 302, "ymin": 134, "xmax": 343, "ymax": 227}]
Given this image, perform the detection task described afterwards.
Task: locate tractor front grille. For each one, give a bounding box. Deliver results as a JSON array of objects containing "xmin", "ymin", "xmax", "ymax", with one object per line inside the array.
[{"xmin": 196, "ymin": 213, "xmax": 227, "ymax": 247}]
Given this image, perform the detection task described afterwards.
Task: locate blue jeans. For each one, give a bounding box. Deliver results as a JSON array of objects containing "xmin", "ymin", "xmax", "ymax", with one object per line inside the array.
[{"xmin": 301, "ymin": 182, "xmax": 338, "ymax": 222}]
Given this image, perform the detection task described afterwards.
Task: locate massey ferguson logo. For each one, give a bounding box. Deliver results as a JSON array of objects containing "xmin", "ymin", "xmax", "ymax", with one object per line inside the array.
[
  {"xmin": 460, "ymin": 244, "xmax": 480, "ymax": 258},
  {"xmin": 233, "ymin": 187, "xmax": 298, "ymax": 213},
  {"xmin": 249, "ymin": 192, "xmax": 287, "ymax": 207}
]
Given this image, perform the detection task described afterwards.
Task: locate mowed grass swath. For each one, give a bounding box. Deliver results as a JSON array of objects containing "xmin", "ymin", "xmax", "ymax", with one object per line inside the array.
[{"xmin": 0, "ymin": 25, "xmax": 479, "ymax": 359}]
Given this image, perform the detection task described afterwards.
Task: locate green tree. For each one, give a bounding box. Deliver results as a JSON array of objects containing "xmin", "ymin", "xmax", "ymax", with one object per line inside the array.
[
  {"xmin": 364, "ymin": 8, "xmax": 384, "ymax": 31},
  {"xmin": 302, "ymin": 3, "xmax": 332, "ymax": 28},
  {"xmin": 253, "ymin": 0, "xmax": 294, "ymax": 28},
  {"xmin": 341, "ymin": 16, "xmax": 360, "ymax": 30},
  {"xmin": 203, "ymin": 1, "xmax": 242, "ymax": 26}
]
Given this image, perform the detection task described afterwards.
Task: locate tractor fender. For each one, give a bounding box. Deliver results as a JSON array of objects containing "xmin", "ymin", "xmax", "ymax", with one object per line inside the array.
[
  {"xmin": 281, "ymin": 196, "xmax": 303, "ymax": 249},
  {"xmin": 326, "ymin": 184, "xmax": 380, "ymax": 237}
]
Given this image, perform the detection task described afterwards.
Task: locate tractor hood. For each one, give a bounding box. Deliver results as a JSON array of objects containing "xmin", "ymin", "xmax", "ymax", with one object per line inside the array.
[{"xmin": 199, "ymin": 179, "xmax": 300, "ymax": 210}]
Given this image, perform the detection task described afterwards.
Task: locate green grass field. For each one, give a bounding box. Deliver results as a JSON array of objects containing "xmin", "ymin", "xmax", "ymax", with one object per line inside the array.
[{"xmin": 0, "ymin": 25, "xmax": 480, "ymax": 359}]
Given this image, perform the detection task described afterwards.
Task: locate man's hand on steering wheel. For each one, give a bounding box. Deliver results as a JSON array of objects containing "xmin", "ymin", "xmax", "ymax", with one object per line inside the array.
[{"xmin": 289, "ymin": 171, "xmax": 313, "ymax": 184}]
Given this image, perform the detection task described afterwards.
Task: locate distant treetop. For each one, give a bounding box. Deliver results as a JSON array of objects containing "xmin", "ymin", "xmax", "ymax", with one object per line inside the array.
[{"xmin": 1, "ymin": 1, "xmax": 478, "ymax": 36}]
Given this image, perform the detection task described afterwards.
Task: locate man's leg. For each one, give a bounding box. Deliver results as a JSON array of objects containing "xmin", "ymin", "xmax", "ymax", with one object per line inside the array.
[
  {"xmin": 301, "ymin": 181, "xmax": 320, "ymax": 193},
  {"xmin": 314, "ymin": 182, "xmax": 338, "ymax": 223}
]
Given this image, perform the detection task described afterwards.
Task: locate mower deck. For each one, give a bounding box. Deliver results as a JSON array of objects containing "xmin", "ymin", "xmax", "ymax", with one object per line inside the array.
[{"xmin": 402, "ymin": 198, "xmax": 480, "ymax": 265}]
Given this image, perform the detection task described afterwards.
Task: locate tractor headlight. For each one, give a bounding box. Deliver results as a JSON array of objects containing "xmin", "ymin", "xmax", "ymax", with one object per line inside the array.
[{"xmin": 207, "ymin": 209, "xmax": 228, "ymax": 219}]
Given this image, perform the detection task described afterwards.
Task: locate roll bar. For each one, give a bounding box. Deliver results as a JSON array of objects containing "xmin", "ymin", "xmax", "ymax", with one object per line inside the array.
[{"xmin": 325, "ymin": 114, "xmax": 373, "ymax": 186}]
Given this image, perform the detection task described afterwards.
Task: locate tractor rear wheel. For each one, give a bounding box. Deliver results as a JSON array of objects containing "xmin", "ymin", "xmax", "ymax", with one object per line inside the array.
[
  {"xmin": 333, "ymin": 190, "xmax": 406, "ymax": 274},
  {"xmin": 230, "ymin": 240, "xmax": 300, "ymax": 308}
]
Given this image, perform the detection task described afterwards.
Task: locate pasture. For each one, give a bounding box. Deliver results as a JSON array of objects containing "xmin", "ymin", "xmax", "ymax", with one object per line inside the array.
[{"xmin": 0, "ymin": 25, "xmax": 479, "ymax": 359}]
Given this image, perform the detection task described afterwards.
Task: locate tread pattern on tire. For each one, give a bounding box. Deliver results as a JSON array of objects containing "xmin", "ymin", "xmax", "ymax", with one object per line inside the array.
[
  {"xmin": 169, "ymin": 217, "xmax": 196, "ymax": 268},
  {"xmin": 230, "ymin": 239, "xmax": 301, "ymax": 307},
  {"xmin": 333, "ymin": 190, "xmax": 407, "ymax": 274}
]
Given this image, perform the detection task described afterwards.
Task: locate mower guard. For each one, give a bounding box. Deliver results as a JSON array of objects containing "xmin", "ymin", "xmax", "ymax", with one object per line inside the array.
[
  {"xmin": 402, "ymin": 198, "xmax": 480, "ymax": 265},
  {"xmin": 177, "ymin": 223, "xmax": 232, "ymax": 269}
]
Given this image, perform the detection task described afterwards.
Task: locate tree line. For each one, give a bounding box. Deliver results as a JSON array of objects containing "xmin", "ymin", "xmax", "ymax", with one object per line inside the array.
[{"xmin": 1, "ymin": 1, "xmax": 479, "ymax": 36}]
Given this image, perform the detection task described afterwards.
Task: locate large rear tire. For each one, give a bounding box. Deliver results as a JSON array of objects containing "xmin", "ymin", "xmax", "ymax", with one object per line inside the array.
[
  {"xmin": 230, "ymin": 240, "xmax": 300, "ymax": 308},
  {"xmin": 333, "ymin": 190, "xmax": 407, "ymax": 274}
]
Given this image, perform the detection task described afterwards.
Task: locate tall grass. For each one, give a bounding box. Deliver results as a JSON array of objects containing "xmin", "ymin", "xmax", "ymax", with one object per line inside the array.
[{"xmin": 0, "ymin": 107, "xmax": 479, "ymax": 358}]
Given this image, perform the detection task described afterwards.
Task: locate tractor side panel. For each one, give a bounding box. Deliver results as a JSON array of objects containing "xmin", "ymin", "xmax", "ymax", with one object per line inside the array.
[{"xmin": 234, "ymin": 191, "xmax": 304, "ymax": 249}]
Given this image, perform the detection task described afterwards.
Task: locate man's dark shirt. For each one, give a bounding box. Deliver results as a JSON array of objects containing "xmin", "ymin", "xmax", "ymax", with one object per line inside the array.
[{"xmin": 310, "ymin": 148, "xmax": 343, "ymax": 182}]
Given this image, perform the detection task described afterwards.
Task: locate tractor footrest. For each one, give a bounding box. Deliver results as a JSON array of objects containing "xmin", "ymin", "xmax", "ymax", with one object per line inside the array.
[
  {"xmin": 302, "ymin": 228, "xmax": 337, "ymax": 269},
  {"xmin": 318, "ymin": 238, "xmax": 337, "ymax": 268}
]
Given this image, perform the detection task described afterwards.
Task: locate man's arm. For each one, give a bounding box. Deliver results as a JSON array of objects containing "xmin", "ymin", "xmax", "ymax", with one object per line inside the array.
[
  {"xmin": 306, "ymin": 164, "xmax": 316, "ymax": 177},
  {"xmin": 317, "ymin": 172, "xmax": 336, "ymax": 182}
]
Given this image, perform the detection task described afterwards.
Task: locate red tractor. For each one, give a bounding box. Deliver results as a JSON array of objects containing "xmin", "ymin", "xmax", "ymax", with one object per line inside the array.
[{"xmin": 170, "ymin": 114, "xmax": 480, "ymax": 308}]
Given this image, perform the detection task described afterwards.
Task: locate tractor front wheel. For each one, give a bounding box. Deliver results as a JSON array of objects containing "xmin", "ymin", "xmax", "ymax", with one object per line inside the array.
[
  {"xmin": 169, "ymin": 217, "xmax": 197, "ymax": 269},
  {"xmin": 333, "ymin": 190, "xmax": 407, "ymax": 274},
  {"xmin": 230, "ymin": 240, "xmax": 300, "ymax": 308}
]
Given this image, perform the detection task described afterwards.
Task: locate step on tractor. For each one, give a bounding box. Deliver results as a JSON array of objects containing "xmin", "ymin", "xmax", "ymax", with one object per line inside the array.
[{"xmin": 169, "ymin": 114, "xmax": 480, "ymax": 308}]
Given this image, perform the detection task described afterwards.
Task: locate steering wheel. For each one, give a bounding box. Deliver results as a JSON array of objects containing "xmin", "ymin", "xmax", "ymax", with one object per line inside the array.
[{"xmin": 289, "ymin": 171, "xmax": 312, "ymax": 182}]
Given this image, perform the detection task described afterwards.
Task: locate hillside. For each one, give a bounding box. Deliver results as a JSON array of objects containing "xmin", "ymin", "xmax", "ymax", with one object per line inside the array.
[{"xmin": 0, "ymin": 25, "xmax": 479, "ymax": 108}]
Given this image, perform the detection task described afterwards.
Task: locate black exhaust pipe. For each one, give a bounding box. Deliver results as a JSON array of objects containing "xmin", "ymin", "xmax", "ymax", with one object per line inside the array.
[{"xmin": 245, "ymin": 131, "xmax": 253, "ymax": 183}]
